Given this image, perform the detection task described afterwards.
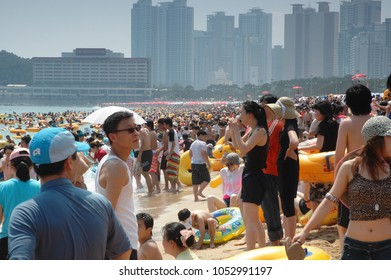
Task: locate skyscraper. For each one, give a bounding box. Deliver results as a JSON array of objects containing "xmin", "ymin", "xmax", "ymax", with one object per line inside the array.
[
  {"xmin": 131, "ymin": 0, "xmax": 193, "ymax": 87},
  {"xmin": 284, "ymin": 3, "xmax": 339, "ymax": 80},
  {"xmin": 131, "ymin": 0, "xmax": 161, "ymax": 87},
  {"xmin": 206, "ymin": 12, "xmax": 235, "ymax": 85},
  {"xmin": 236, "ymin": 8, "xmax": 272, "ymax": 86},
  {"xmin": 166, "ymin": 0, "xmax": 194, "ymax": 87},
  {"xmin": 339, "ymin": 0, "xmax": 381, "ymax": 76}
]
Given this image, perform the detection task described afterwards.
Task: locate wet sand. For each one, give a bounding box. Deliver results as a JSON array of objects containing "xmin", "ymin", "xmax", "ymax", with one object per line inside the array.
[{"xmin": 129, "ymin": 171, "xmax": 342, "ymax": 260}]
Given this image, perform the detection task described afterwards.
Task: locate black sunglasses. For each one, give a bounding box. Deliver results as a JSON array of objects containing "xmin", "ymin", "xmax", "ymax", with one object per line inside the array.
[{"xmin": 112, "ymin": 127, "xmax": 138, "ymax": 134}]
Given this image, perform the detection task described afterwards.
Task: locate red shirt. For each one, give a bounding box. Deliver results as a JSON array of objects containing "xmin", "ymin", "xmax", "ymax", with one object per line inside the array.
[
  {"xmin": 264, "ymin": 120, "xmax": 284, "ymax": 176},
  {"xmin": 94, "ymin": 149, "xmax": 107, "ymax": 162}
]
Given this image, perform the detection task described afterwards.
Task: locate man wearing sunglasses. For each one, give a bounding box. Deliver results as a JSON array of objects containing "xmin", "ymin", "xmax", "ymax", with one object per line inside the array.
[{"xmin": 95, "ymin": 111, "xmax": 140, "ymax": 260}]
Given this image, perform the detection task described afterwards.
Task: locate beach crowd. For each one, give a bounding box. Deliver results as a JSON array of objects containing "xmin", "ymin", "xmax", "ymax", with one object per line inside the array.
[{"xmin": 1, "ymin": 74, "xmax": 391, "ymax": 260}]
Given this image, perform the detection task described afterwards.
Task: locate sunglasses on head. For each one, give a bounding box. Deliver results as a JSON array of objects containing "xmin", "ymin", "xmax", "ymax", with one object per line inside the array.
[{"xmin": 112, "ymin": 126, "xmax": 138, "ymax": 134}]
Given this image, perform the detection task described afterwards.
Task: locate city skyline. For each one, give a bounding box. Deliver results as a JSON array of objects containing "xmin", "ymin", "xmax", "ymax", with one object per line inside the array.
[{"xmin": 1, "ymin": 0, "xmax": 390, "ymax": 59}]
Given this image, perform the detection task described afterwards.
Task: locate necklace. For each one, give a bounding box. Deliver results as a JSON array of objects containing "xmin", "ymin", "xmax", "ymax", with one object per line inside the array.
[{"xmin": 374, "ymin": 168, "xmax": 389, "ymax": 211}]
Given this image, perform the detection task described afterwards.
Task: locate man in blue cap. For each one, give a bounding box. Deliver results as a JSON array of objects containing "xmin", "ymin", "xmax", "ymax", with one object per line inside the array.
[{"xmin": 7, "ymin": 128, "xmax": 131, "ymax": 260}]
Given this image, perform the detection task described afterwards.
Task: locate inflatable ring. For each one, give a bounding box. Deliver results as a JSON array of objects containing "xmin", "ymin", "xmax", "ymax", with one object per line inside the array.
[
  {"xmin": 210, "ymin": 175, "xmax": 223, "ymax": 188},
  {"xmin": 299, "ymin": 151, "xmax": 334, "ymax": 183},
  {"xmin": 226, "ymin": 245, "xmax": 331, "ymax": 260},
  {"xmin": 216, "ymin": 136, "xmax": 225, "ymax": 145},
  {"xmin": 26, "ymin": 127, "xmax": 41, "ymax": 132},
  {"xmin": 210, "ymin": 158, "xmax": 225, "ymax": 171},
  {"xmin": 0, "ymin": 140, "xmax": 8, "ymax": 149},
  {"xmin": 194, "ymin": 207, "xmax": 244, "ymax": 245},
  {"xmin": 298, "ymin": 138, "xmax": 319, "ymax": 154},
  {"xmin": 178, "ymin": 151, "xmax": 214, "ymax": 186},
  {"xmin": 9, "ymin": 129, "xmax": 27, "ymax": 134},
  {"xmin": 179, "ymin": 151, "xmax": 192, "ymax": 186},
  {"xmin": 298, "ymin": 207, "xmax": 338, "ymax": 226}
]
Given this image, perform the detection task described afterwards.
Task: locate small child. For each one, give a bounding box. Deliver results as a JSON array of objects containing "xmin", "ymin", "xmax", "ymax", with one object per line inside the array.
[{"xmin": 178, "ymin": 208, "xmax": 218, "ymax": 249}]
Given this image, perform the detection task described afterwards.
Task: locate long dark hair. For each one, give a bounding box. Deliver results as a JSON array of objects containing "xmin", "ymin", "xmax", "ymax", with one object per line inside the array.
[
  {"xmin": 242, "ymin": 101, "xmax": 269, "ymax": 134},
  {"xmin": 11, "ymin": 156, "xmax": 33, "ymax": 182},
  {"xmin": 353, "ymin": 136, "xmax": 388, "ymax": 181},
  {"xmin": 162, "ymin": 222, "xmax": 195, "ymax": 248}
]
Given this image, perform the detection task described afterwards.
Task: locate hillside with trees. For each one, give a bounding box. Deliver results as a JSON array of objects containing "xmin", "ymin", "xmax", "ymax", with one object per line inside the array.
[{"xmin": 0, "ymin": 50, "xmax": 33, "ymax": 85}]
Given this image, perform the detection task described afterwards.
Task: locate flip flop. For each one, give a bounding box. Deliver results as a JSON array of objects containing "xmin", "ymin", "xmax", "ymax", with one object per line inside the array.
[{"xmin": 284, "ymin": 237, "xmax": 306, "ymax": 260}]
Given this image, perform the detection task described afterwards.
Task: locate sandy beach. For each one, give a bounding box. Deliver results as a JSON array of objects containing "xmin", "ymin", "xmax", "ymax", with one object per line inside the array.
[{"xmin": 130, "ymin": 171, "xmax": 342, "ymax": 260}]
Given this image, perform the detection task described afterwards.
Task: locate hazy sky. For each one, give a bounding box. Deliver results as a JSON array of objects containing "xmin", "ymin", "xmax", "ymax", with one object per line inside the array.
[{"xmin": 1, "ymin": 0, "xmax": 390, "ymax": 58}]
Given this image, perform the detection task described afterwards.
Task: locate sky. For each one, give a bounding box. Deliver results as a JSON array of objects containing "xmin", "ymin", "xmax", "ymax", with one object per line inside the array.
[{"xmin": 1, "ymin": 0, "xmax": 390, "ymax": 59}]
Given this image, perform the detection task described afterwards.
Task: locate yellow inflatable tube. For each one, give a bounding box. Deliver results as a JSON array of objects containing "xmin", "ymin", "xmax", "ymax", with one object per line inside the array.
[
  {"xmin": 210, "ymin": 175, "xmax": 223, "ymax": 188},
  {"xmin": 299, "ymin": 208, "xmax": 338, "ymax": 227},
  {"xmin": 299, "ymin": 151, "xmax": 335, "ymax": 183},
  {"xmin": 227, "ymin": 245, "xmax": 331, "ymax": 260},
  {"xmin": 9, "ymin": 129, "xmax": 27, "ymax": 134},
  {"xmin": 179, "ymin": 151, "xmax": 192, "ymax": 186},
  {"xmin": 178, "ymin": 151, "xmax": 218, "ymax": 186},
  {"xmin": 26, "ymin": 127, "xmax": 41, "ymax": 132},
  {"xmin": 194, "ymin": 207, "xmax": 244, "ymax": 245},
  {"xmin": 212, "ymin": 144, "xmax": 237, "ymax": 159}
]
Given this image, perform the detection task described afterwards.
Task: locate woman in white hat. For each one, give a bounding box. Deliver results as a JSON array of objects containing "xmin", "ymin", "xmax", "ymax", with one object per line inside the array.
[
  {"xmin": 229, "ymin": 101, "xmax": 269, "ymax": 250},
  {"xmin": 293, "ymin": 116, "xmax": 391, "ymax": 259},
  {"xmin": 264, "ymin": 97, "xmax": 300, "ymax": 240}
]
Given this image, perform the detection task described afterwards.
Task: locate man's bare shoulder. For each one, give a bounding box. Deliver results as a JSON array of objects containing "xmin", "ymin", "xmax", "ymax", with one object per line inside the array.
[
  {"xmin": 139, "ymin": 239, "xmax": 163, "ymax": 260},
  {"xmin": 101, "ymin": 158, "xmax": 128, "ymax": 172}
]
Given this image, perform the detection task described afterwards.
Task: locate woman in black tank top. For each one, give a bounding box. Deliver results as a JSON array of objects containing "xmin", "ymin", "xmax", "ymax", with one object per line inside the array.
[{"xmin": 228, "ymin": 101, "xmax": 269, "ymax": 250}]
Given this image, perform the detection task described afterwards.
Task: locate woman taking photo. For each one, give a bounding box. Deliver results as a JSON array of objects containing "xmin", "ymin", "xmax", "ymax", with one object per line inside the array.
[
  {"xmin": 229, "ymin": 101, "xmax": 269, "ymax": 250},
  {"xmin": 293, "ymin": 116, "xmax": 391, "ymax": 259}
]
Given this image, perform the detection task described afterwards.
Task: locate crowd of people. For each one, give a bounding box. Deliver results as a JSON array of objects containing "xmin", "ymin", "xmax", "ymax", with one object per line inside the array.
[{"xmin": 1, "ymin": 74, "xmax": 391, "ymax": 260}]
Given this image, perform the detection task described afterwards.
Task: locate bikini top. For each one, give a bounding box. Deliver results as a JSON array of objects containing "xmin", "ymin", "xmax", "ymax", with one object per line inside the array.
[{"xmin": 348, "ymin": 171, "xmax": 391, "ymax": 221}]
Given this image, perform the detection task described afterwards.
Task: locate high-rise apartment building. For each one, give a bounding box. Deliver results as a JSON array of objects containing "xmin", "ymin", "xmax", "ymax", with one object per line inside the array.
[
  {"xmin": 131, "ymin": 0, "xmax": 161, "ymax": 86},
  {"xmin": 206, "ymin": 12, "xmax": 235, "ymax": 85},
  {"xmin": 272, "ymin": 45, "xmax": 284, "ymax": 82},
  {"xmin": 193, "ymin": 31, "xmax": 213, "ymax": 90},
  {"xmin": 284, "ymin": 3, "xmax": 339, "ymax": 80},
  {"xmin": 236, "ymin": 8, "xmax": 272, "ymax": 86},
  {"xmin": 339, "ymin": 0, "xmax": 381, "ymax": 76},
  {"xmin": 166, "ymin": 0, "xmax": 194, "ymax": 87},
  {"xmin": 131, "ymin": 0, "xmax": 193, "ymax": 88}
]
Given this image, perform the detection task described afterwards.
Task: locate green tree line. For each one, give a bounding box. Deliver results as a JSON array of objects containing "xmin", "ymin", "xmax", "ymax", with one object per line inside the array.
[{"xmin": 0, "ymin": 50, "xmax": 33, "ymax": 85}]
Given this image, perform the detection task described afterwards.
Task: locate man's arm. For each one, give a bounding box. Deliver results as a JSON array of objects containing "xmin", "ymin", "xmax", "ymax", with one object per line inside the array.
[
  {"xmin": 194, "ymin": 215, "xmax": 205, "ymax": 250},
  {"xmin": 8, "ymin": 206, "xmax": 37, "ymax": 260},
  {"xmin": 112, "ymin": 249, "xmax": 131, "ymax": 260}
]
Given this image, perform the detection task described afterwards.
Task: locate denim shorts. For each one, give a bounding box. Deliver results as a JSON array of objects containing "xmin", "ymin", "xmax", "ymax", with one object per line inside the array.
[{"xmin": 342, "ymin": 236, "xmax": 391, "ymax": 260}]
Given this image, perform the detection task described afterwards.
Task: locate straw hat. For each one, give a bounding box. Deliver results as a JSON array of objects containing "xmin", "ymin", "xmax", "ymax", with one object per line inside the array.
[{"xmin": 264, "ymin": 97, "xmax": 300, "ymax": 119}]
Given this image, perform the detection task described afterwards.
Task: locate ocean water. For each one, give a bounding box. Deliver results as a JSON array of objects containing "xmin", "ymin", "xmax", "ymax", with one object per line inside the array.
[{"xmin": 0, "ymin": 105, "xmax": 98, "ymax": 142}]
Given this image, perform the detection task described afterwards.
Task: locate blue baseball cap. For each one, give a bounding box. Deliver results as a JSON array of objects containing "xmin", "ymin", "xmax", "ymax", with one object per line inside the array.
[{"xmin": 29, "ymin": 128, "xmax": 90, "ymax": 164}]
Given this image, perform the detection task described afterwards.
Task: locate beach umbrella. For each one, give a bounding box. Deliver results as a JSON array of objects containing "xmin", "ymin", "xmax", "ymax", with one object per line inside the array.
[{"xmin": 82, "ymin": 106, "xmax": 146, "ymax": 125}]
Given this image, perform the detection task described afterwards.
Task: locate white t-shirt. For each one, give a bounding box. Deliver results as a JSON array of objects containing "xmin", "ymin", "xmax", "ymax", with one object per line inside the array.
[
  {"xmin": 189, "ymin": 139, "xmax": 207, "ymax": 164},
  {"xmin": 220, "ymin": 166, "xmax": 244, "ymax": 197}
]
